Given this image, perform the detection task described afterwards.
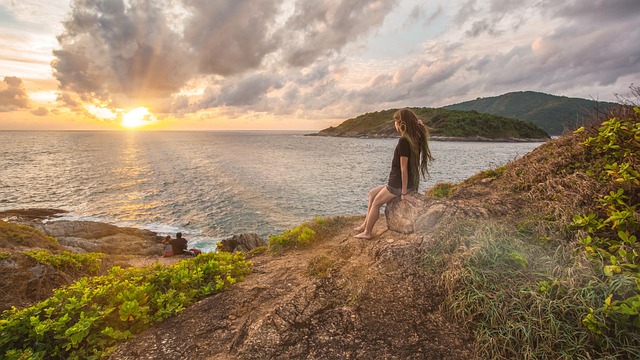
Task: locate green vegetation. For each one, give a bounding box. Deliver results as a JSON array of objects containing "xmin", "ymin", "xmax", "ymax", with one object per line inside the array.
[
  {"xmin": 426, "ymin": 182, "xmax": 457, "ymax": 198},
  {"xmin": 0, "ymin": 221, "xmax": 60, "ymax": 250},
  {"xmin": 24, "ymin": 250, "xmax": 106, "ymax": 275},
  {"xmin": 316, "ymin": 107, "xmax": 549, "ymax": 139},
  {"xmin": 434, "ymin": 102, "xmax": 640, "ymax": 358},
  {"xmin": 444, "ymin": 90, "xmax": 619, "ymax": 135},
  {"xmin": 437, "ymin": 220, "xmax": 621, "ymax": 358},
  {"xmin": 268, "ymin": 216, "xmax": 358, "ymax": 254},
  {"xmin": 0, "ymin": 251, "xmax": 10, "ymax": 260},
  {"xmin": 0, "ymin": 252, "xmax": 251, "ymax": 359},
  {"xmin": 571, "ymin": 107, "xmax": 640, "ymax": 334}
]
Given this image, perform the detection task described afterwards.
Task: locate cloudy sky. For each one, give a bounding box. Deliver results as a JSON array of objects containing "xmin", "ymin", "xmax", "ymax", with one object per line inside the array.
[{"xmin": 0, "ymin": 0, "xmax": 638, "ymax": 130}]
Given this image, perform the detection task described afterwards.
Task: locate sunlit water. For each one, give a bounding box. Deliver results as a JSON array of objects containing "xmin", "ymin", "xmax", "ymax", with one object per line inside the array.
[{"xmin": 0, "ymin": 131, "xmax": 544, "ymax": 251}]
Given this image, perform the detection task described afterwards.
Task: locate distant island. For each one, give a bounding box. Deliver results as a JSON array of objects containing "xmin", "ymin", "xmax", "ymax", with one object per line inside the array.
[
  {"xmin": 309, "ymin": 107, "xmax": 551, "ymax": 142},
  {"xmin": 444, "ymin": 90, "xmax": 620, "ymax": 135}
]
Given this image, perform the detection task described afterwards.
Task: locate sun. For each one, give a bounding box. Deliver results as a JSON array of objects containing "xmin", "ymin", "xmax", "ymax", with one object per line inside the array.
[{"xmin": 121, "ymin": 107, "xmax": 157, "ymax": 129}]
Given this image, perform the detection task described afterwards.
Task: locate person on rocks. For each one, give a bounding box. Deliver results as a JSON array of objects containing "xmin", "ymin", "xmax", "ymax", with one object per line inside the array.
[
  {"xmin": 162, "ymin": 232, "xmax": 188, "ymax": 256},
  {"xmin": 354, "ymin": 109, "xmax": 433, "ymax": 239}
]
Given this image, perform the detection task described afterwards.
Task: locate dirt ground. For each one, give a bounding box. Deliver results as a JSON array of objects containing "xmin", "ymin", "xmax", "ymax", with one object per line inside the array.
[{"xmin": 111, "ymin": 216, "xmax": 474, "ymax": 359}]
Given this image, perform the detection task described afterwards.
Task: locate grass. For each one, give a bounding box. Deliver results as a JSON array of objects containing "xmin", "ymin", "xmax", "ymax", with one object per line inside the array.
[
  {"xmin": 0, "ymin": 221, "xmax": 61, "ymax": 251},
  {"xmin": 432, "ymin": 219, "xmax": 640, "ymax": 359},
  {"xmin": 430, "ymin": 101, "xmax": 640, "ymax": 358},
  {"xmin": 306, "ymin": 255, "xmax": 335, "ymax": 278}
]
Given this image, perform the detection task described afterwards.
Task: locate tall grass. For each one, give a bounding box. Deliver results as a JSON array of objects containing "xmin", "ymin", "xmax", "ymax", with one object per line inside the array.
[{"xmin": 431, "ymin": 219, "xmax": 640, "ymax": 359}]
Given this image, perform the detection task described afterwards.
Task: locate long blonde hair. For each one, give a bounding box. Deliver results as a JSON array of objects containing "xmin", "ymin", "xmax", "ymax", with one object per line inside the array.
[{"xmin": 393, "ymin": 108, "xmax": 434, "ymax": 188}]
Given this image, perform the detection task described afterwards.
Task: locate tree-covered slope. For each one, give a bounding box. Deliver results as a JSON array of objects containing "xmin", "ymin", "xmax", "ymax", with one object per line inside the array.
[
  {"xmin": 444, "ymin": 91, "xmax": 619, "ymax": 135},
  {"xmin": 314, "ymin": 107, "xmax": 550, "ymax": 140}
]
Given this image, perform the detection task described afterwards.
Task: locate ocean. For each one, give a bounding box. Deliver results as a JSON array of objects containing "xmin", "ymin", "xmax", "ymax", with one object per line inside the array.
[{"xmin": 0, "ymin": 131, "xmax": 544, "ymax": 251}]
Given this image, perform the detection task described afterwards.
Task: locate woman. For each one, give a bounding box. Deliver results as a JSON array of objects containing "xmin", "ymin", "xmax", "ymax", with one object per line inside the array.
[{"xmin": 354, "ymin": 108, "xmax": 433, "ymax": 239}]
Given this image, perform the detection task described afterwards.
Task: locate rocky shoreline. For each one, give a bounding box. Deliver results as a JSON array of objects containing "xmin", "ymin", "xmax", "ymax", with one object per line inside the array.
[
  {"xmin": 306, "ymin": 132, "xmax": 549, "ymax": 142},
  {"xmin": 1, "ymin": 208, "xmax": 164, "ymax": 256}
]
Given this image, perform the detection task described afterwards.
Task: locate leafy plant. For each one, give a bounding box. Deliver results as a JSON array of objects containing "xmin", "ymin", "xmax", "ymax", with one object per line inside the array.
[
  {"xmin": 572, "ymin": 107, "xmax": 640, "ymax": 333},
  {"xmin": 24, "ymin": 250, "xmax": 106, "ymax": 275},
  {"xmin": 0, "ymin": 252, "xmax": 251, "ymax": 359},
  {"xmin": 267, "ymin": 216, "xmax": 356, "ymax": 255}
]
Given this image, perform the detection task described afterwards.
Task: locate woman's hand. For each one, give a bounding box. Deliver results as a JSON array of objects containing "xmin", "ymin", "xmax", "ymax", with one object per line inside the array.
[{"xmin": 401, "ymin": 193, "xmax": 416, "ymax": 205}]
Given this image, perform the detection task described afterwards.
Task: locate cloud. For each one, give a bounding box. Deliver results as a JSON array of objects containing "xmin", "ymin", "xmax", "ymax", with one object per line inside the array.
[
  {"xmin": 0, "ymin": 76, "xmax": 30, "ymax": 111},
  {"xmin": 31, "ymin": 107, "xmax": 49, "ymax": 116},
  {"xmin": 52, "ymin": 0, "xmax": 193, "ymax": 110},
  {"xmin": 41, "ymin": 0, "xmax": 640, "ymax": 126},
  {"xmin": 182, "ymin": 0, "xmax": 282, "ymax": 76},
  {"xmin": 281, "ymin": 0, "xmax": 398, "ymax": 67},
  {"xmin": 51, "ymin": 0, "xmax": 399, "ymax": 116}
]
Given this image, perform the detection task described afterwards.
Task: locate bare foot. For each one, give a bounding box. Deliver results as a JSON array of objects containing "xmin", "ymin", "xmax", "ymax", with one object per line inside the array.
[
  {"xmin": 354, "ymin": 232, "xmax": 372, "ymax": 240},
  {"xmin": 353, "ymin": 224, "xmax": 365, "ymax": 232}
]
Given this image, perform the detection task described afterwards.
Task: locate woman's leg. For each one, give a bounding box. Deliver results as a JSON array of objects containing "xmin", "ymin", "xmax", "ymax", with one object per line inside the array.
[
  {"xmin": 354, "ymin": 186, "xmax": 397, "ymax": 239},
  {"xmin": 354, "ymin": 185, "xmax": 386, "ymax": 231}
]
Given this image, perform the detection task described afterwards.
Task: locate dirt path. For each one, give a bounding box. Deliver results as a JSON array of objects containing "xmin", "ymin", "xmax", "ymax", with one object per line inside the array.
[{"xmin": 110, "ymin": 215, "xmax": 473, "ymax": 359}]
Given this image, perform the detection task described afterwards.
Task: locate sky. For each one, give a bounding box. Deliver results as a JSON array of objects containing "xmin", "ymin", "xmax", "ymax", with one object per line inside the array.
[{"xmin": 0, "ymin": 0, "xmax": 638, "ymax": 130}]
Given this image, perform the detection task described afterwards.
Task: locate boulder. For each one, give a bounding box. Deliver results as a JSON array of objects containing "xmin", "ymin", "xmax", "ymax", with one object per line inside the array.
[
  {"xmin": 413, "ymin": 204, "xmax": 448, "ymax": 234},
  {"xmin": 217, "ymin": 233, "xmax": 266, "ymax": 253},
  {"xmin": 384, "ymin": 195, "xmax": 422, "ymax": 234}
]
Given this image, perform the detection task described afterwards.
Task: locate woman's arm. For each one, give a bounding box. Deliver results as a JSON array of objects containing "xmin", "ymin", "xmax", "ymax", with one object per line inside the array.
[{"xmin": 400, "ymin": 156, "xmax": 416, "ymax": 205}]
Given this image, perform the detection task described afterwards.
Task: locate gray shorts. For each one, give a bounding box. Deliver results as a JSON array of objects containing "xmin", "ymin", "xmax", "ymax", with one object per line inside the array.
[{"xmin": 386, "ymin": 185, "xmax": 403, "ymax": 196}]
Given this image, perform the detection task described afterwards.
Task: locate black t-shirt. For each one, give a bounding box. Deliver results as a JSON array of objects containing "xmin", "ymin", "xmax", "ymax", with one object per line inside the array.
[
  {"xmin": 387, "ymin": 137, "xmax": 413, "ymax": 190},
  {"xmin": 171, "ymin": 237, "xmax": 188, "ymax": 255}
]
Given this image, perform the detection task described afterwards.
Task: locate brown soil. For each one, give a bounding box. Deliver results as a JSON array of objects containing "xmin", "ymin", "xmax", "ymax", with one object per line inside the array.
[{"xmin": 111, "ymin": 217, "xmax": 474, "ymax": 359}]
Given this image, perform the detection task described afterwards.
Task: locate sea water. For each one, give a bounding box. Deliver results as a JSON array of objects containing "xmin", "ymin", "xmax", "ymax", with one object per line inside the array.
[{"xmin": 0, "ymin": 131, "xmax": 543, "ymax": 251}]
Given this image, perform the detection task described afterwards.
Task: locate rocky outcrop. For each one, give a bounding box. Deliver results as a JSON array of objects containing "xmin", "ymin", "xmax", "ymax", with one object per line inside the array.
[
  {"xmin": 217, "ymin": 233, "xmax": 266, "ymax": 253},
  {"xmin": 110, "ymin": 217, "xmax": 473, "ymax": 359},
  {"xmin": 0, "ymin": 253, "xmax": 73, "ymax": 312},
  {"xmin": 32, "ymin": 220, "xmax": 163, "ymax": 256}
]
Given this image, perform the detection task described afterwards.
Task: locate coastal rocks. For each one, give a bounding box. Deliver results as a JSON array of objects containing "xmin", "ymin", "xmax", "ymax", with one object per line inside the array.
[
  {"xmin": 217, "ymin": 233, "xmax": 266, "ymax": 253},
  {"xmin": 34, "ymin": 221, "xmax": 163, "ymax": 256}
]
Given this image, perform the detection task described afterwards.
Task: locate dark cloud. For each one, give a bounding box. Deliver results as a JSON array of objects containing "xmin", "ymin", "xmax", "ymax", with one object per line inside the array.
[
  {"xmin": 0, "ymin": 76, "xmax": 30, "ymax": 112},
  {"xmin": 545, "ymin": 0, "xmax": 640, "ymax": 23},
  {"xmin": 31, "ymin": 107, "xmax": 49, "ymax": 116},
  {"xmin": 52, "ymin": 0, "xmax": 399, "ymax": 115},
  {"xmin": 52, "ymin": 0, "xmax": 192, "ymax": 109},
  {"xmin": 406, "ymin": 4, "xmax": 443, "ymax": 27},
  {"xmin": 182, "ymin": 0, "xmax": 282, "ymax": 76}
]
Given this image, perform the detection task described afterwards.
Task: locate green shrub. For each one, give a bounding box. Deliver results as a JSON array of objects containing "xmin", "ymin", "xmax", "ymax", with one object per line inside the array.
[
  {"xmin": 572, "ymin": 108, "xmax": 640, "ymax": 333},
  {"xmin": 267, "ymin": 216, "xmax": 358, "ymax": 255},
  {"xmin": 24, "ymin": 250, "xmax": 106, "ymax": 275},
  {"xmin": 0, "ymin": 252, "xmax": 10, "ymax": 260},
  {"xmin": 0, "ymin": 252, "xmax": 251, "ymax": 359},
  {"xmin": 268, "ymin": 225, "xmax": 316, "ymax": 254}
]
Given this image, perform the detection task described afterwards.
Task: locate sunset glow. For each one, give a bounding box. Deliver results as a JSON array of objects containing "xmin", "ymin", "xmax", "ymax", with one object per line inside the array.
[
  {"xmin": 121, "ymin": 107, "xmax": 157, "ymax": 129},
  {"xmin": 0, "ymin": 1, "xmax": 638, "ymax": 130}
]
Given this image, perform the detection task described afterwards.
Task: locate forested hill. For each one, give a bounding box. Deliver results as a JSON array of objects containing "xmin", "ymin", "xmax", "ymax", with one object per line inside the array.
[
  {"xmin": 443, "ymin": 91, "xmax": 619, "ymax": 135},
  {"xmin": 312, "ymin": 107, "xmax": 550, "ymax": 141}
]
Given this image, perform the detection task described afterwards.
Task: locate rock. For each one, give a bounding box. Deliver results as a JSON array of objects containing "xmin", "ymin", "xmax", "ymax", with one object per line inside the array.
[
  {"xmin": 414, "ymin": 204, "xmax": 448, "ymax": 234},
  {"xmin": 384, "ymin": 195, "xmax": 423, "ymax": 234},
  {"xmin": 34, "ymin": 220, "xmax": 163, "ymax": 256},
  {"xmin": 217, "ymin": 233, "xmax": 266, "ymax": 253}
]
